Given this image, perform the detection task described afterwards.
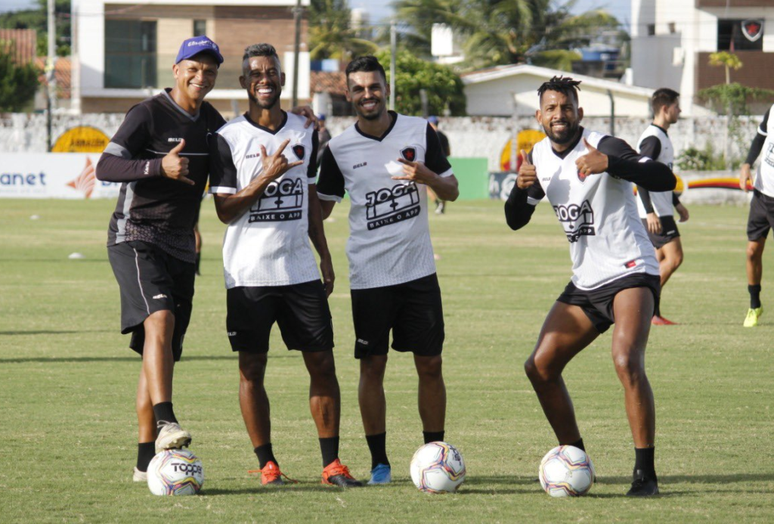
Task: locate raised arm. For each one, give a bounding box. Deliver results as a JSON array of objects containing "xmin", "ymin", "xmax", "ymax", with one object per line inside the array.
[
  {"xmin": 505, "ymin": 150, "xmax": 545, "ymax": 230},
  {"xmin": 211, "ymin": 136, "xmax": 302, "ymax": 224},
  {"xmin": 590, "ymin": 136, "xmax": 676, "ymax": 191}
]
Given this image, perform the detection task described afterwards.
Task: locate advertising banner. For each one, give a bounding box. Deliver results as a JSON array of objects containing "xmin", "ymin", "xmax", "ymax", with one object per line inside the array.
[{"xmin": 0, "ymin": 153, "xmax": 121, "ymax": 199}]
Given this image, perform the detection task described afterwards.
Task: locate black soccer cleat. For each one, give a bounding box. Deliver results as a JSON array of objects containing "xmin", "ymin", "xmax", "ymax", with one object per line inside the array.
[{"xmin": 626, "ymin": 469, "xmax": 659, "ymax": 497}]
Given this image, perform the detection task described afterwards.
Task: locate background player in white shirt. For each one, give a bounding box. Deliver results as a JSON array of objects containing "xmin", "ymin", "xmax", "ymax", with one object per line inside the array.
[
  {"xmin": 209, "ymin": 44, "xmax": 361, "ymax": 487},
  {"xmin": 739, "ymin": 104, "xmax": 774, "ymax": 327},
  {"xmin": 505, "ymin": 77, "xmax": 675, "ymax": 497},
  {"xmin": 636, "ymin": 88, "xmax": 689, "ymax": 325},
  {"xmin": 317, "ymin": 56, "xmax": 459, "ymax": 485}
]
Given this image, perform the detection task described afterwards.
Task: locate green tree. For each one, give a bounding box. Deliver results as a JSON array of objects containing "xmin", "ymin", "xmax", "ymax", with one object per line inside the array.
[
  {"xmin": 698, "ymin": 52, "xmax": 774, "ymax": 169},
  {"xmin": 375, "ymin": 49, "xmax": 466, "ymax": 116},
  {"xmin": 0, "ymin": 0, "xmax": 71, "ymax": 56},
  {"xmin": 708, "ymin": 51, "xmax": 742, "ymax": 85},
  {"xmin": 0, "ymin": 44, "xmax": 41, "ymax": 112},
  {"xmin": 394, "ymin": 0, "xmax": 624, "ymax": 71},
  {"xmin": 308, "ymin": 0, "xmax": 378, "ymax": 60}
]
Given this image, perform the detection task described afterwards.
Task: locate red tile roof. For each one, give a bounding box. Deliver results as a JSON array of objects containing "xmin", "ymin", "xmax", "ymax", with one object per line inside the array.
[
  {"xmin": 311, "ymin": 71, "xmax": 347, "ymax": 96},
  {"xmin": 0, "ymin": 29, "xmax": 37, "ymax": 64}
]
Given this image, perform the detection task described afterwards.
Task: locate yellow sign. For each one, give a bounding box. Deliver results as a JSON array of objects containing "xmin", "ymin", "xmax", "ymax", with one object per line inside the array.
[
  {"xmin": 500, "ymin": 129, "xmax": 546, "ymax": 171},
  {"xmin": 52, "ymin": 126, "xmax": 110, "ymax": 153}
]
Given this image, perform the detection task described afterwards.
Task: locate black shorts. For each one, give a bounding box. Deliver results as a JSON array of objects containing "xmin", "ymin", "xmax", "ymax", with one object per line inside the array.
[
  {"xmin": 747, "ymin": 190, "xmax": 774, "ymax": 241},
  {"xmin": 226, "ymin": 280, "xmax": 333, "ymax": 353},
  {"xmin": 107, "ymin": 241, "xmax": 195, "ymax": 361},
  {"xmin": 641, "ymin": 215, "xmax": 680, "ymax": 249},
  {"xmin": 557, "ymin": 273, "xmax": 661, "ymax": 334},
  {"xmin": 350, "ymin": 274, "xmax": 445, "ymax": 359}
]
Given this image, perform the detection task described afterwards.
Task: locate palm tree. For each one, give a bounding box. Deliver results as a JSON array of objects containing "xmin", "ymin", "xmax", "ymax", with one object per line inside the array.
[{"xmin": 308, "ymin": 0, "xmax": 378, "ymax": 60}]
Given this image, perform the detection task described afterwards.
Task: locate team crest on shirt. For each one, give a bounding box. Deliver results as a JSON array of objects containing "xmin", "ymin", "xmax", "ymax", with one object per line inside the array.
[
  {"xmin": 401, "ymin": 147, "xmax": 416, "ymax": 162},
  {"xmin": 577, "ymin": 170, "xmax": 587, "ymax": 182},
  {"xmin": 364, "ymin": 182, "xmax": 421, "ymax": 230},
  {"xmin": 292, "ymin": 144, "xmax": 305, "ymax": 160}
]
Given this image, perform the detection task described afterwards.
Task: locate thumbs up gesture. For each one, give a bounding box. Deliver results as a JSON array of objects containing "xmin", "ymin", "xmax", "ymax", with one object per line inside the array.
[
  {"xmin": 161, "ymin": 139, "xmax": 194, "ymax": 185},
  {"xmin": 575, "ymin": 138, "xmax": 608, "ymax": 178},
  {"xmin": 516, "ymin": 149, "xmax": 537, "ymax": 189}
]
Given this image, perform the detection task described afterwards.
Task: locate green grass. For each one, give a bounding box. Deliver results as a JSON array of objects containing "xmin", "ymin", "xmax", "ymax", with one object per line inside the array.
[{"xmin": 1, "ymin": 198, "xmax": 772, "ymax": 523}]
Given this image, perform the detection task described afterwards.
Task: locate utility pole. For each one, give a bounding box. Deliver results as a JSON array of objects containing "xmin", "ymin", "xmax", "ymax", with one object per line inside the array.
[
  {"xmin": 389, "ymin": 20, "xmax": 396, "ymax": 111},
  {"xmin": 46, "ymin": 0, "xmax": 57, "ymax": 151},
  {"xmin": 291, "ymin": 0, "xmax": 302, "ymax": 108}
]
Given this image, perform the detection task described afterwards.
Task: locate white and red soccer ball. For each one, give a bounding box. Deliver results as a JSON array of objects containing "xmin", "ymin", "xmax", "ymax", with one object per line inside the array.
[
  {"xmin": 147, "ymin": 449, "xmax": 204, "ymax": 496},
  {"xmin": 538, "ymin": 445, "xmax": 595, "ymax": 497},
  {"xmin": 410, "ymin": 441, "xmax": 466, "ymax": 493}
]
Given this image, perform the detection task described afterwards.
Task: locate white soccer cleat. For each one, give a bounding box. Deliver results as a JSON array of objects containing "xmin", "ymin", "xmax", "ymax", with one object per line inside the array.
[
  {"xmin": 133, "ymin": 467, "xmax": 148, "ymax": 482},
  {"xmin": 155, "ymin": 422, "xmax": 192, "ymax": 454}
]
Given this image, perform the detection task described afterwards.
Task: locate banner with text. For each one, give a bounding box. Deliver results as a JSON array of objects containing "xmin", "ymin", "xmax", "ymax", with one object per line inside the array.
[{"xmin": 0, "ymin": 153, "xmax": 121, "ymax": 199}]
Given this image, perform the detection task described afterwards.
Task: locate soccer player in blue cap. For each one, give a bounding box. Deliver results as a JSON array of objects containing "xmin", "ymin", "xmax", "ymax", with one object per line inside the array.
[{"xmin": 98, "ymin": 36, "xmax": 226, "ymax": 482}]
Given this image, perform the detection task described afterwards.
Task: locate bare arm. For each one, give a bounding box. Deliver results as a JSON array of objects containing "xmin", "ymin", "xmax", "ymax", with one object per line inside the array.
[
  {"xmin": 307, "ymin": 185, "xmax": 335, "ymax": 296},
  {"xmin": 320, "ymin": 199, "xmax": 336, "ymax": 220}
]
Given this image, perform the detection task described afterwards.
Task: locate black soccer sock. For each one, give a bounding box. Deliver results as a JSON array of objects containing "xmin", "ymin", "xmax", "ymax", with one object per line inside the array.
[
  {"xmin": 749, "ymin": 284, "xmax": 762, "ymax": 309},
  {"xmin": 254, "ymin": 443, "xmax": 278, "ymax": 469},
  {"xmin": 634, "ymin": 447, "xmax": 656, "ymax": 478},
  {"xmin": 136, "ymin": 441, "xmax": 156, "ymax": 472},
  {"xmin": 319, "ymin": 437, "xmax": 340, "ymax": 468},
  {"xmin": 152, "ymin": 402, "xmax": 177, "ymax": 428},
  {"xmin": 423, "ymin": 430, "xmax": 445, "ymax": 444},
  {"xmin": 567, "ymin": 438, "xmax": 586, "ymax": 452},
  {"xmin": 366, "ymin": 432, "xmax": 389, "ymax": 469},
  {"xmin": 654, "ymin": 301, "xmax": 661, "ymax": 317}
]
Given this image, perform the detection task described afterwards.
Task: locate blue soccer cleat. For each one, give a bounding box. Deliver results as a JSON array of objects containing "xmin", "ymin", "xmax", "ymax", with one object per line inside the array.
[{"xmin": 368, "ymin": 463, "xmax": 392, "ymax": 485}]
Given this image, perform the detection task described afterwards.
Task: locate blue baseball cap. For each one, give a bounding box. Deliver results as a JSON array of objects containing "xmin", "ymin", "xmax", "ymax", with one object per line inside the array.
[
  {"xmin": 175, "ymin": 36, "xmax": 224, "ymax": 67},
  {"xmin": 428, "ymin": 116, "xmax": 439, "ymax": 124}
]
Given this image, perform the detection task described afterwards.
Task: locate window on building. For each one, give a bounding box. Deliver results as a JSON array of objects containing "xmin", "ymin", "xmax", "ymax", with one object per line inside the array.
[
  {"xmin": 647, "ymin": 24, "xmax": 655, "ymax": 37},
  {"xmin": 668, "ymin": 22, "xmax": 676, "ymax": 34},
  {"xmin": 105, "ymin": 20, "xmax": 157, "ymax": 88},
  {"xmin": 718, "ymin": 19, "xmax": 764, "ymax": 51},
  {"xmin": 193, "ymin": 20, "xmax": 206, "ymax": 36}
]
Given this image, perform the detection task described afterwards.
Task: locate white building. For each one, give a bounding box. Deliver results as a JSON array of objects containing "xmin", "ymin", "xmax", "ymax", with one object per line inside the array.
[
  {"xmin": 461, "ymin": 64, "xmax": 654, "ymax": 118},
  {"xmin": 631, "ymin": 0, "xmax": 774, "ymax": 115},
  {"xmin": 71, "ymin": 0, "xmax": 310, "ymax": 114}
]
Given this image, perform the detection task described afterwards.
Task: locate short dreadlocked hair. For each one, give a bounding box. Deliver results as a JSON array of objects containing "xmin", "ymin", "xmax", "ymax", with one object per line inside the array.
[{"xmin": 537, "ymin": 76, "xmax": 582, "ymax": 104}]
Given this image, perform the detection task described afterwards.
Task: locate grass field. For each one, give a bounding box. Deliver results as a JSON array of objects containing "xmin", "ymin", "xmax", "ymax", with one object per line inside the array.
[{"xmin": 1, "ymin": 198, "xmax": 773, "ymax": 523}]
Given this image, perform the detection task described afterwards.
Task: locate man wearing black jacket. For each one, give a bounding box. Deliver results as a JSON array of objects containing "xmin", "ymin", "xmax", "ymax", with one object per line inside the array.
[
  {"xmin": 97, "ymin": 37, "xmax": 226, "ymax": 482},
  {"xmin": 505, "ymin": 76, "xmax": 675, "ymax": 497}
]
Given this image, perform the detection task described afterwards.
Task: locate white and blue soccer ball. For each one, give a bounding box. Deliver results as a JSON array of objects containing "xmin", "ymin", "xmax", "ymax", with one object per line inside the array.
[
  {"xmin": 147, "ymin": 449, "xmax": 204, "ymax": 496},
  {"xmin": 538, "ymin": 445, "xmax": 595, "ymax": 497},
  {"xmin": 410, "ymin": 441, "xmax": 466, "ymax": 494}
]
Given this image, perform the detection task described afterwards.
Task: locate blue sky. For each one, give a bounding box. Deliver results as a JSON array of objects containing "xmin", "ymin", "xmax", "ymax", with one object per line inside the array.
[{"xmin": 2, "ymin": 0, "xmax": 631, "ymax": 25}]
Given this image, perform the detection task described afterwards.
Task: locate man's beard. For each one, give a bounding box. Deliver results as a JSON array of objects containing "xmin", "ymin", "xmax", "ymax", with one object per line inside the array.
[
  {"xmin": 248, "ymin": 89, "xmax": 280, "ymax": 110},
  {"xmin": 544, "ymin": 120, "xmax": 580, "ymax": 145},
  {"xmin": 357, "ymin": 99, "xmax": 383, "ymax": 120}
]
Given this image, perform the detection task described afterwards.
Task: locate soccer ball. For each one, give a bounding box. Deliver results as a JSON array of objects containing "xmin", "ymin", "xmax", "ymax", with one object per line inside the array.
[
  {"xmin": 538, "ymin": 445, "xmax": 595, "ymax": 497},
  {"xmin": 410, "ymin": 441, "xmax": 466, "ymax": 493},
  {"xmin": 147, "ymin": 449, "xmax": 204, "ymax": 496}
]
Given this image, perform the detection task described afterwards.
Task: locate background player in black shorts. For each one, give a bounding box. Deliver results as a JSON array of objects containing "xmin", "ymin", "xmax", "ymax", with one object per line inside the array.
[
  {"xmin": 96, "ymin": 36, "xmax": 226, "ymax": 482},
  {"xmin": 636, "ymin": 88, "xmax": 689, "ymax": 325},
  {"xmin": 505, "ymin": 77, "xmax": 675, "ymax": 496},
  {"xmin": 739, "ymin": 103, "xmax": 774, "ymax": 327}
]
